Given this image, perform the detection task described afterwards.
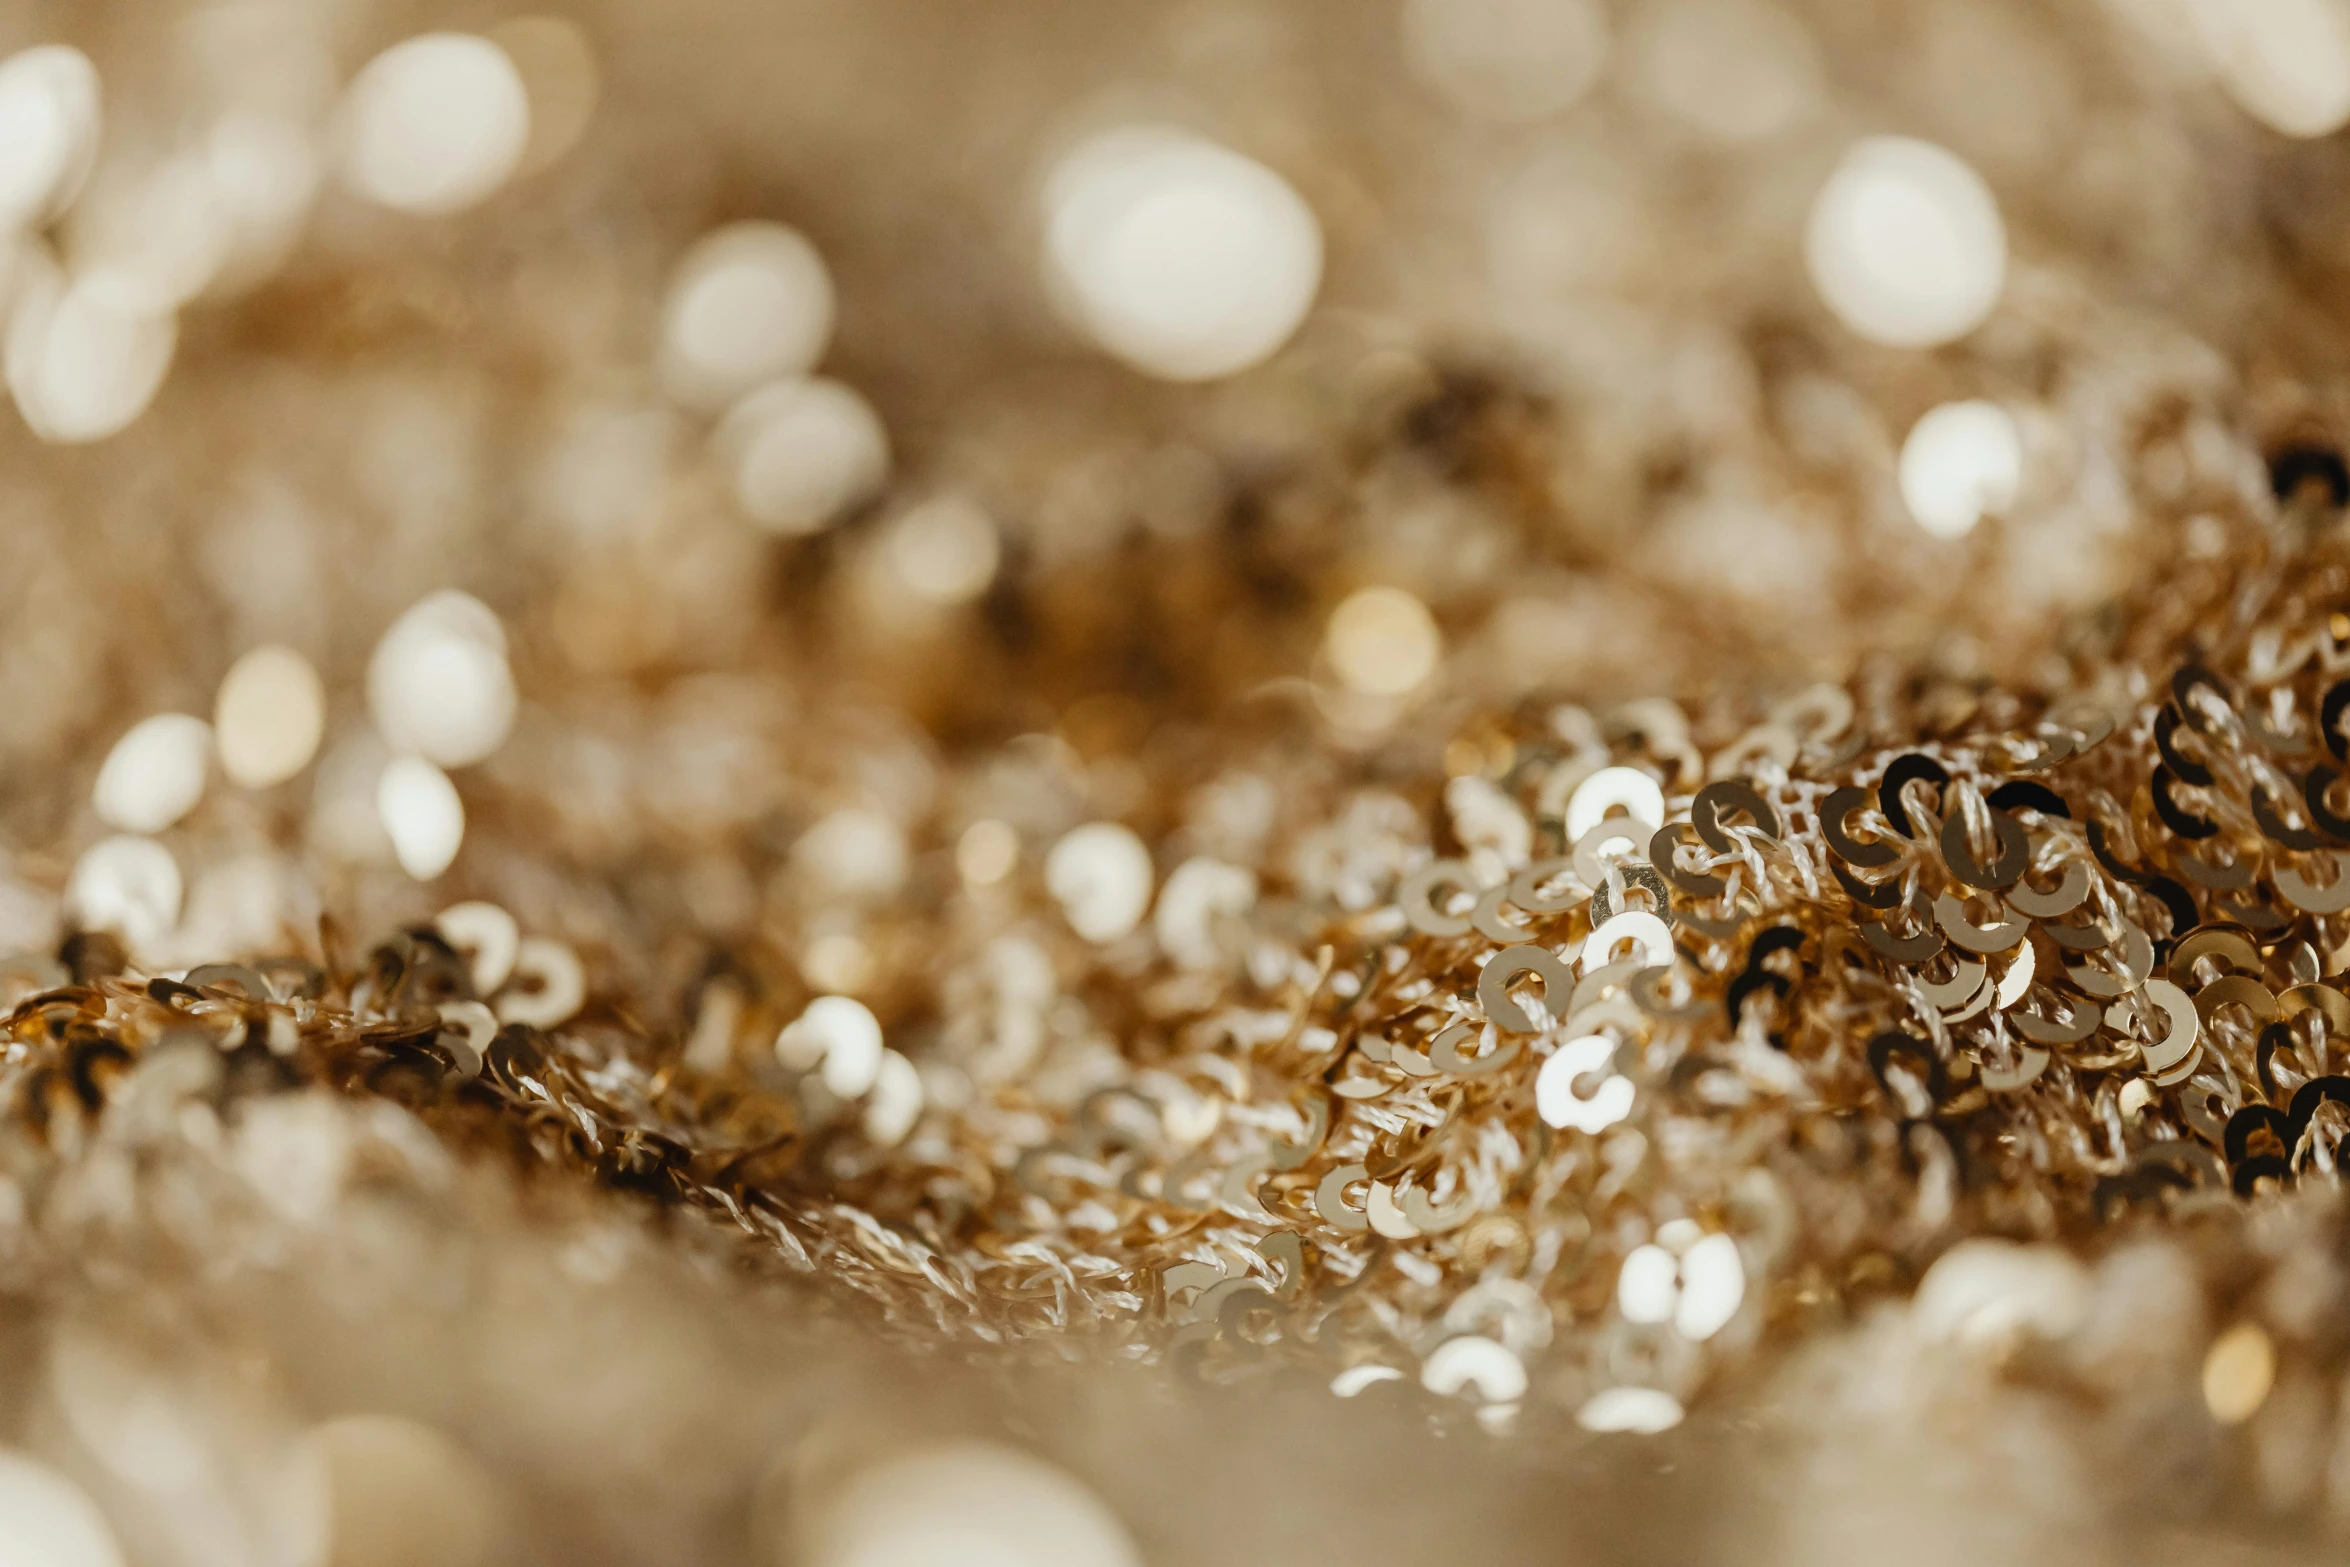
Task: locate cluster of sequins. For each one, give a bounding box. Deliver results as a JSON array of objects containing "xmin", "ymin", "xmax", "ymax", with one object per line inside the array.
[{"xmin": 24, "ymin": 558, "xmax": 2350, "ymax": 1437}]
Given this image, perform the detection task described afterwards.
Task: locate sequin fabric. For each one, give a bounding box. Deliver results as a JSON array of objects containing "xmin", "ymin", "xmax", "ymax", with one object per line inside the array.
[{"xmin": 18, "ymin": 490, "xmax": 2350, "ymax": 1435}]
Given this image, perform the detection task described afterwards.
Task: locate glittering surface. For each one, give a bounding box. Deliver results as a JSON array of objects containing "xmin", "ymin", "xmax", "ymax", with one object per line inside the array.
[{"xmin": 18, "ymin": 0, "xmax": 2350, "ymax": 1560}]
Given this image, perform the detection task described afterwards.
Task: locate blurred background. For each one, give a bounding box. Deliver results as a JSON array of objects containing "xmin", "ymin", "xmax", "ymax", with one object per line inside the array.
[{"xmin": 2, "ymin": 0, "xmax": 2350, "ymax": 1560}]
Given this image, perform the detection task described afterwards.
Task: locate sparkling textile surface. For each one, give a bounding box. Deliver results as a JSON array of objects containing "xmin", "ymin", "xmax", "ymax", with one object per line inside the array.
[
  {"xmin": 20, "ymin": 0, "xmax": 2350, "ymax": 1558},
  {"xmin": 14, "ymin": 486, "xmax": 2350, "ymax": 1415}
]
